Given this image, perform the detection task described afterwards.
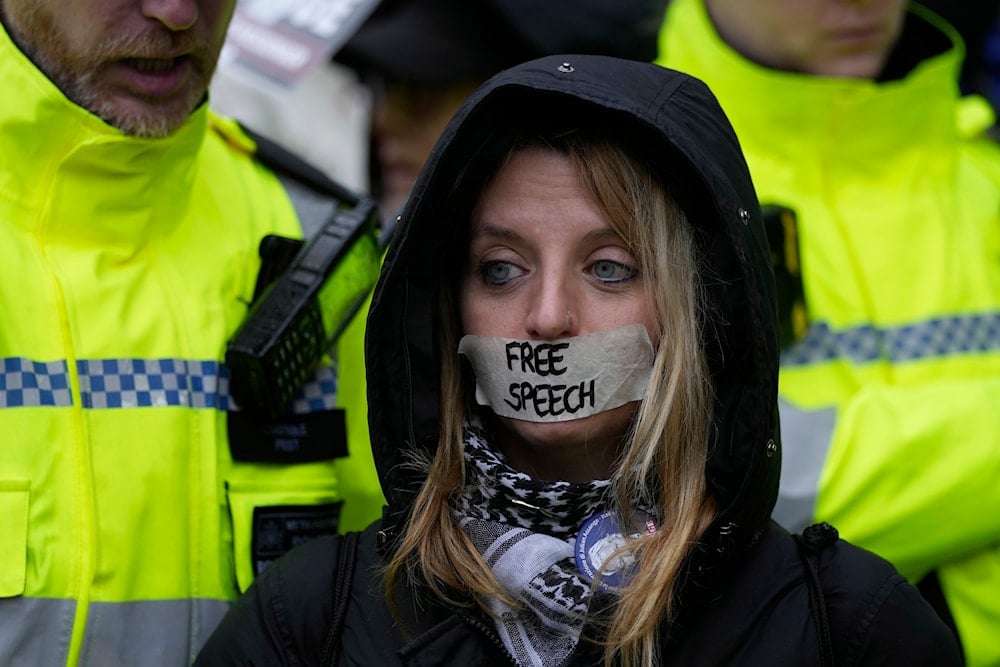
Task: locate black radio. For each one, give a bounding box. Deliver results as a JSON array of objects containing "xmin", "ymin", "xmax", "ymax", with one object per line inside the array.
[{"xmin": 226, "ymin": 196, "xmax": 381, "ymax": 419}]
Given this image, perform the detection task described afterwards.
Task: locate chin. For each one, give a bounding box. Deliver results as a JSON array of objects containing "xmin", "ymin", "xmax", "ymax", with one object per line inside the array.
[
  {"xmin": 77, "ymin": 83, "xmax": 202, "ymax": 138},
  {"xmin": 814, "ymin": 52, "xmax": 888, "ymax": 80},
  {"xmin": 115, "ymin": 97, "xmax": 202, "ymax": 137},
  {"xmin": 496, "ymin": 402, "xmax": 639, "ymax": 466}
]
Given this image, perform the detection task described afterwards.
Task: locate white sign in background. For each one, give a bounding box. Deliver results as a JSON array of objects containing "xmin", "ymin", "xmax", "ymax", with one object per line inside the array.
[{"xmin": 220, "ymin": 0, "xmax": 381, "ymax": 88}]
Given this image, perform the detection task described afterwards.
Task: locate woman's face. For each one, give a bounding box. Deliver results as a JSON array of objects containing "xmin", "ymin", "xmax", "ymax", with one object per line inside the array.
[{"xmin": 460, "ymin": 147, "xmax": 657, "ymax": 482}]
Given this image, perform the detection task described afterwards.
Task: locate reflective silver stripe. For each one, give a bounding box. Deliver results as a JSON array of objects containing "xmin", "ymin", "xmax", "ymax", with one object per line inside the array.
[
  {"xmin": 0, "ymin": 596, "xmax": 74, "ymax": 665},
  {"xmin": 0, "ymin": 357, "xmax": 338, "ymax": 413},
  {"xmin": 782, "ymin": 312, "xmax": 1000, "ymax": 367},
  {"xmin": 772, "ymin": 398, "xmax": 837, "ymax": 532},
  {"xmin": 80, "ymin": 598, "xmax": 231, "ymax": 666},
  {"xmin": 0, "ymin": 597, "xmax": 230, "ymax": 666}
]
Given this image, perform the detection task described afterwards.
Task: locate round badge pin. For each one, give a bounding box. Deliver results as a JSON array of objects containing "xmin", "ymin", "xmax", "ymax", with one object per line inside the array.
[{"xmin": 575, "ymin": 509, "xmax": 657, "ymax": 593}]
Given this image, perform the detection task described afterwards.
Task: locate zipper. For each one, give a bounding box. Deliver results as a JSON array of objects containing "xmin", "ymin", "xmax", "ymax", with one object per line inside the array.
[
  {"xmin": 458, "ymin": 611, "xmax": 519, "ymax": 665},
  {"xmin": 459, "ymin": 612, "xmax": 598, "ymax": 666}
]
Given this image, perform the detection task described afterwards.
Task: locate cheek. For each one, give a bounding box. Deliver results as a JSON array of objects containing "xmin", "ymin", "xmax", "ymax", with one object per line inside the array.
[
  {"xmin": 459, "ymin": 282, "xmax": 523, "ymax": 337},
  {"xmin": 18, "ymin": 1, "xmax": 83, "ymax": 52},
  {"xmin": 204, "ymin": 0, "xmax": 237, "ymax": 27},
  {"xmin": 641, "ymin": 303, "xmax": 659, "ymax": 349},
  {"xmin": 644, "ymin": 323, "xmax": 659, "ymax": 351},
  {"xmin": 203, "ymin": 2, "xmax": 237, "ymax": 47},
  {"xmin": 65, "ymin": 0, "xmax": 127, "ymax": 47},
  {"xmin": 458, "ymin": 276, "xmax": 482, "ymax": 335},
  {"xmin": 591, "ymin": 295, "xmax": 657, "ymax": 343}
]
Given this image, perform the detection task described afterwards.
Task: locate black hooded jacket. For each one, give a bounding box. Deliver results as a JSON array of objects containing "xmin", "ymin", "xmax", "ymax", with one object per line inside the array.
[{"xmin": 196, "ymin": 56, "xmax": 961, "ymax": 666}]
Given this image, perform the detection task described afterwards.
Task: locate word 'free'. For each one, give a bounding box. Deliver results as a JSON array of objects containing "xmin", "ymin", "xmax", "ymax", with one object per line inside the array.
[
  {"xmin": 505, "ymin": 341, "xmax": 569, "ymax": 376},
  {"xmin": 457, "ymin": 325, "xmax": 654, "ymax": 424}
]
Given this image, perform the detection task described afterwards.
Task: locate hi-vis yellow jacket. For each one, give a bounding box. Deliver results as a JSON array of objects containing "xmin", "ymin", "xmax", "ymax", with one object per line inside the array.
[
  {"xmin": 0, "ymin": 23, "xmax": 383, "ymax": 666},
  {"xmin": 659, "ymin": 2, "xmax": 1000, "ymax": 664}
]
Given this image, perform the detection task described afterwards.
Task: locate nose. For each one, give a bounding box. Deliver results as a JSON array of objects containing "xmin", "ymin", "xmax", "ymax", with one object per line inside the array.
[
  {"xmin": 142, "ymin": 0, "xmax": 199, "ymax": 31},
  {"xmin": 525, "ymin": 276, "xmax": 578, "ymax": 340}
]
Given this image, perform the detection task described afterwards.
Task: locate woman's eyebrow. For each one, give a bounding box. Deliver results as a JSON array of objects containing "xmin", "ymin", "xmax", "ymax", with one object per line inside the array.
[
  {"xmin": 581, "ymin": 228, "xmax": 624, "ymax": 243},
  {"xmin": 469, "ymin": 222, "xmax": 521, "ymax": 241},
  {"xmin": 470, "ymin": 224, "xmax": 621, "ymax": 244}
]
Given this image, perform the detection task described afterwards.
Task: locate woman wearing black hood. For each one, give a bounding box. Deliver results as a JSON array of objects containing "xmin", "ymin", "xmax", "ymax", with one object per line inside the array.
[{"xmin": 196, "ymin": 55, "xmax": 960, "ymax": 666}]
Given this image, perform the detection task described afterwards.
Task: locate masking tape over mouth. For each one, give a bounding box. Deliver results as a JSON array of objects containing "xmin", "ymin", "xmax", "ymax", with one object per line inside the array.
[{"xmin": 457, "ymin": 324, "xmax": 654, "ymax": 423}]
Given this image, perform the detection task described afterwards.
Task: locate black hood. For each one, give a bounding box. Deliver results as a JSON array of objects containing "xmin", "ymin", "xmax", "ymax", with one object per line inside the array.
[{"xmin": 366, "ymin": 55, "xmax": 781, "ymax": 579}]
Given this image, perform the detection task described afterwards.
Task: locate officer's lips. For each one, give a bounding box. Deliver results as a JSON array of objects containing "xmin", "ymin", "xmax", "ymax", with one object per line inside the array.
[
  {"xmin": 829, "ymin": 26, "xmax": 882, "ymax": 45},
  {"xmin": 117, "ymin": 54, "xmax": 193, "ymax": 98}
]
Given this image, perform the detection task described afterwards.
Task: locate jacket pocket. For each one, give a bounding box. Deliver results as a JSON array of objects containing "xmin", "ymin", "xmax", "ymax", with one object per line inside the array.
[
  {"xmin": 0, "ymin": 479, "xmax": 30, "ymax": 597},
  {"xmin": 225, "ymin": 479, "xmax": 342, "ymax": 593}
]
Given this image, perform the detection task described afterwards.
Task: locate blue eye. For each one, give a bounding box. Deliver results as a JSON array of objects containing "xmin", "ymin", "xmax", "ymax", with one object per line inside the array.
[
  {"xmin": 592, "ymin": 260, "xmax": 636, "ymax": 283},
  {"xmin": 481, "ymin": 261, "xmax": 519, "ymax": 286}
]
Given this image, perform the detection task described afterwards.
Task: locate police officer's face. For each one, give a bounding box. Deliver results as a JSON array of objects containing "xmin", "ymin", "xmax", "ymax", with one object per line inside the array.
[
  {"xmin": 460, "ymin": 147, "xmax": 657, "ymax": 483},
  {"xmin": 705, "ymin": 0, "xmax": 908, "ymax": 79},
  {"xmin": 0, "ymin": 0, "xmax": 235, "ymax": 137}
]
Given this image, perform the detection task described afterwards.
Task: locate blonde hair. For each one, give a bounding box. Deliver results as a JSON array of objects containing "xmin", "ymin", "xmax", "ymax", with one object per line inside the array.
[{"xmin": 385, "ymin": 132, "xmax": 717, "ymax": 666}]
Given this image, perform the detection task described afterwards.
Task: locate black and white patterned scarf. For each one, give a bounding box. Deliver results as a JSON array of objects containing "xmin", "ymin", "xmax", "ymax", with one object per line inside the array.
[{"xmin": 451, "ymin": 424, "xmax": 612, "ymax": 667}]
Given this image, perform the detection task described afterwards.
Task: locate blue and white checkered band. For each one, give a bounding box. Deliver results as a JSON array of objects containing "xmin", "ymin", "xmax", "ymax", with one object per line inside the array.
[
  {"xmin": 0, "ymin": 358, "xmax": 73, "ymax": 408},
  {"xmin": 781, "ymin": 312, "xmax": 1000, "ymax": 367},
  {"xmin": 0, "ymin": 356, "xmax": 337, "ymax": 413}
]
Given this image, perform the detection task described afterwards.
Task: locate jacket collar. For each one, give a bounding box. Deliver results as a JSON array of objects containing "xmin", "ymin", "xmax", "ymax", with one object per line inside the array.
[{"xmin": 659, "ymin": 0, "xmax": 964, "ymax": 163}]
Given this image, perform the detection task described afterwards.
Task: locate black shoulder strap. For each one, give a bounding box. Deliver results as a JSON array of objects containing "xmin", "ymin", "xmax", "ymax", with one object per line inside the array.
[
  {"xmin": 320, "ymin": 530, "xmax": 360, "ymax": 667},
  {"xmin": 240, "ymin": 123, "xmax": 367, "ymax": 242},
  {"xmin": 241, "ymin": 123, "xmax": 362, "ymax": 206},
  {"xmin": 794, "ymin": 522, "xmax": 838, "ymax": 667}
]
